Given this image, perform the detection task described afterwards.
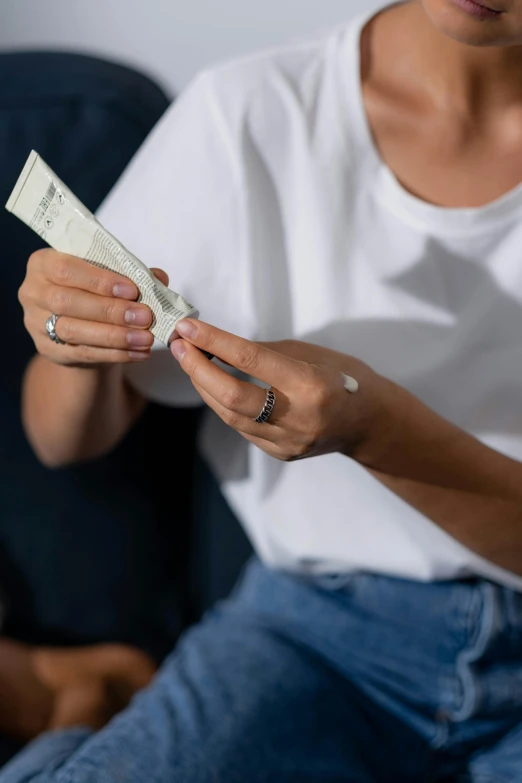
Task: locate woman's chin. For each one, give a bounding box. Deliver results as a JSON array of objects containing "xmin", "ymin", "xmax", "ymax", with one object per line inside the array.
[{"xmin": 422, "ymin": 0, "xmax": 518, "ymax": 46}]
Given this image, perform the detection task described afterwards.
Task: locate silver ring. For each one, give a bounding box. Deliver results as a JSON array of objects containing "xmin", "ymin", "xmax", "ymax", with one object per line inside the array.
[
  {"xmin": 254, "ymin": 389, "xmax": 276, "ymax": 424},
  {"xmin": 45, "ymin": 313, "xmax": 66, "ymax": 345}
]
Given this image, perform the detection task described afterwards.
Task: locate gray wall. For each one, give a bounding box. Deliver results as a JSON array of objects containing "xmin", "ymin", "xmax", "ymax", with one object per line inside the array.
[{"xmin": 0, "ymin": 0, "xmax": 382, "ymax": 95}]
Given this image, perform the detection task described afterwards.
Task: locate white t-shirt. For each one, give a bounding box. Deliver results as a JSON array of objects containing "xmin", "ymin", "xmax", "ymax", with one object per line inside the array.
[{"xmin": 97, "ymin": 7, "xmax": 522, "ymax": 589}]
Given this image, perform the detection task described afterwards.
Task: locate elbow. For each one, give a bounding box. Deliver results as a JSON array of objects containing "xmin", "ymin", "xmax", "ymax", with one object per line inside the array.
[
  {"xmin": 22, "ymin": 418, "xmax": 95, "ymax": 469},
  {"xmin": 27, "ymin": 437, "xmax": 81, "ymax": 470},
  {"xmin": 24, "ymin": 424, "xmax": 124, "ymax": 469},
  {"xmin": 22, "ymin": 412, "xmax": 114, "ymax": 469},
  {"xmin": 29, "ymin": 441, "xmax": 110, "ymax": 470}
]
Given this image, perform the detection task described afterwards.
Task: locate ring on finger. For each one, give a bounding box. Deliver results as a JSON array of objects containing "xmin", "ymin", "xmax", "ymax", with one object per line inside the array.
[
  {"xmin": 253, "ymin": 388, "xmax": 277, "ymax": 424},
  {"xmin": 45, "ymin": 313, "xmax": 67, "ymax": 345}
]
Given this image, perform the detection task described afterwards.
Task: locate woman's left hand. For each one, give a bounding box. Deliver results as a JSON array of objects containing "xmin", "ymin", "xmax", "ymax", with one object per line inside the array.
[{"xmin": 171, "ymin": 320, "xmax": 392, "ymax": 462}]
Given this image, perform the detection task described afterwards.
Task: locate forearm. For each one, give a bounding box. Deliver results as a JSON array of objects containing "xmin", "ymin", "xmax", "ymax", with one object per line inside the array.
[
  {"xmin": 370, "ymin": 469, "xmax": 522, "ymax": 574},
  {"xmin": 22, "ymin": 355, "xmax": 146, "ymax": 467},
  {"xmin": 355, "ymin": 379, "xmax": 522, "ymax": 572},
  {"xmin": 356, "ymin": 380, "xmax": 522, "ymax": 500}
]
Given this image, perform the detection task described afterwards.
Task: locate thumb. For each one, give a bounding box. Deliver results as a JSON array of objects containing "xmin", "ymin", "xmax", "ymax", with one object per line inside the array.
[{"xmin": 151, "ymin": 267, "xmax": 169, "ymax": 287}]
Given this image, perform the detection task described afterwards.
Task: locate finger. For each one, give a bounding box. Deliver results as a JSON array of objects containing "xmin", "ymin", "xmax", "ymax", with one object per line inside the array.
[
  {"xmin": 192, "ymin": 380, "xmax": 281, "ymax": 441},
  {"xmin": 35, "ymin": 334, "xmax": 151, "ymax": 365},
  {"xmin": 31, "ymin": 307, "xmax": 153, "ymax": 351},
  {"xmin": 169, "ymin": 329, "xmax": 214, "ymax": 361},
  {"xmin": 38, "ymin": 287, "xmax": 152, "ymax": 328},
  {"xmin": 150, "ymin": 267, "xmax": 169, "ymax": 287},
  {"xmin": 193, "ymin": 381, "xmax": 286, "ymax": 459},
  {"xmin": 36, "ymin": 249, "xmax": 140, "ymax": 300},
  {"xmin": 175, "ymin": 320, "xmax": 301, "ymax": 388},
  {"xmin": 65, "ymin": 345, "xmax": 151, "ymax": 364},
  {"xmin": 172, "ymin": 340, "xmax": 272, "ymax": 418},
  {"xmin": 46, "ymin": 315, "xmax": 154, "ymax": 352}
]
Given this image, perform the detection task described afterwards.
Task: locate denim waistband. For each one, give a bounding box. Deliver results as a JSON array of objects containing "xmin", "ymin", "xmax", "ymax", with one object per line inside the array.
[{"xmin": 229, "ymin": 560, "xmax": 522, "ymax": 736}]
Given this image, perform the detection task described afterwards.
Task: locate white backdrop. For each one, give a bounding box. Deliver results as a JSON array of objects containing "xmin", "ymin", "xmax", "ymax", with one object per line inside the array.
[{"xmin": 0, "ymin": 0, "xmax": 381, "ymax": 95}]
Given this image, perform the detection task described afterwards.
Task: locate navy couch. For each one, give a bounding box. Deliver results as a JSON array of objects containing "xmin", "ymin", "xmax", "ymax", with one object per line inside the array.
[{"xmin": 0, "ymin": 51, "xmax": 251, "ymax": 672}]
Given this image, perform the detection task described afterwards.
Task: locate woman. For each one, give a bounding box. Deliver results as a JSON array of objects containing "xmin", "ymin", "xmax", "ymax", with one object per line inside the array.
[{"xmin": 8, "ymin": 0, "xmax": 522, "ymax": 780}]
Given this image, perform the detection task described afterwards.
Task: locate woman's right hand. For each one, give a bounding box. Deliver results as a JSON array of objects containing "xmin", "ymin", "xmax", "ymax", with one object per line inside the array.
[{"xmin": 18, "ymin": 248, "xmax": 169, "ymax": 367}]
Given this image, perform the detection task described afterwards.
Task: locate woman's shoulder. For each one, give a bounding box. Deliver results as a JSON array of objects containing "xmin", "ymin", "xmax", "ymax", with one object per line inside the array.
[{"xmin": 193, "ymin": 21, "xmax": 358, "ymax": 142}]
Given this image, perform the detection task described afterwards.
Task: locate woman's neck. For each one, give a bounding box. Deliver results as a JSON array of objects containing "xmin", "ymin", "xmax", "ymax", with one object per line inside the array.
[
  {"xmin": 380, "ymin": 1, "xmax": 522, "ymax": 114},
  {"xmin": 361, "ymin": 1, "xmax": 522, "ymax": 207}
]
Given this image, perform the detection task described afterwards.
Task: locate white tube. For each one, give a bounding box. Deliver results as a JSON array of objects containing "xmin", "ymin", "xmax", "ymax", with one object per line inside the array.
[{"xmin": 6, "ymin": 150, "xmax": 198, "ymax": 345}]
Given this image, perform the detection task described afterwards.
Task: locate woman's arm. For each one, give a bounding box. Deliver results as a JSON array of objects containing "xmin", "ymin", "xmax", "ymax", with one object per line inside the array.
[
  {"xmin": 23, "ymin": 358, "xmax": 146, "ymax": 467},
  {"xmin": 357, "ymin": 381, "xmax": 522, "ymax": 573},
  {"xmin": 17, "ymin": 250, "xmax": 166, "ymax": 467},
  {"xmin": 171, "ymin": 320, "xmax": 522, "ymax": 575}
]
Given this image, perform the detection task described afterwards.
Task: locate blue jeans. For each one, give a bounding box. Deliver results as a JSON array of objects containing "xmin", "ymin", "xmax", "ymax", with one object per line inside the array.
[{"xmin": 2, "ymin": 559, "xmax": 522, "ymax": 783}]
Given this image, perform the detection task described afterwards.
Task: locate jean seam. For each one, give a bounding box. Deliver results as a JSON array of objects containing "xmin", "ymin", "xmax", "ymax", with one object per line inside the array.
[{"xmin": 450, "ymin": 583, "xmax": 496, "ymax": 722}]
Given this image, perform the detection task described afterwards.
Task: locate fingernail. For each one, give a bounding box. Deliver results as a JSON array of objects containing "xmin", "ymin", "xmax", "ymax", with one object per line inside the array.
[
  {"xmin": 125, "ymin": 307, "xmax": 151, "ymax": 326},
  {"xmin": 113, "ymin": 283, "xmax": 137, "ymax": 299},
  {"xmin": 176, "ymin": 319, "xmax": 197, "ymax": 339},
  {"xmin": 171, "ymin": 340, "xmax": 186, "ymax": 361},
  {"xmin": 127, "ymin": 330, "xmax": 153, "ymax": 347},
  {"xmin": 129, "ymin": 351, "xmax": 150, "ymax": 361}
]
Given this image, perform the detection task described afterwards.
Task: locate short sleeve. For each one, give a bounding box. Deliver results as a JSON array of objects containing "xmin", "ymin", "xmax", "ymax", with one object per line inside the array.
[{"xmin": 96, "ymin": 72, "xmax": 253, "ymax": 406}]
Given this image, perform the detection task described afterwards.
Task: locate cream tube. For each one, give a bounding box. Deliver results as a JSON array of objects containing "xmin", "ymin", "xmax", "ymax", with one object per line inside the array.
[{"xmin": 6, "ymin": 150, "xmax": 198, "ymax": 345}]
